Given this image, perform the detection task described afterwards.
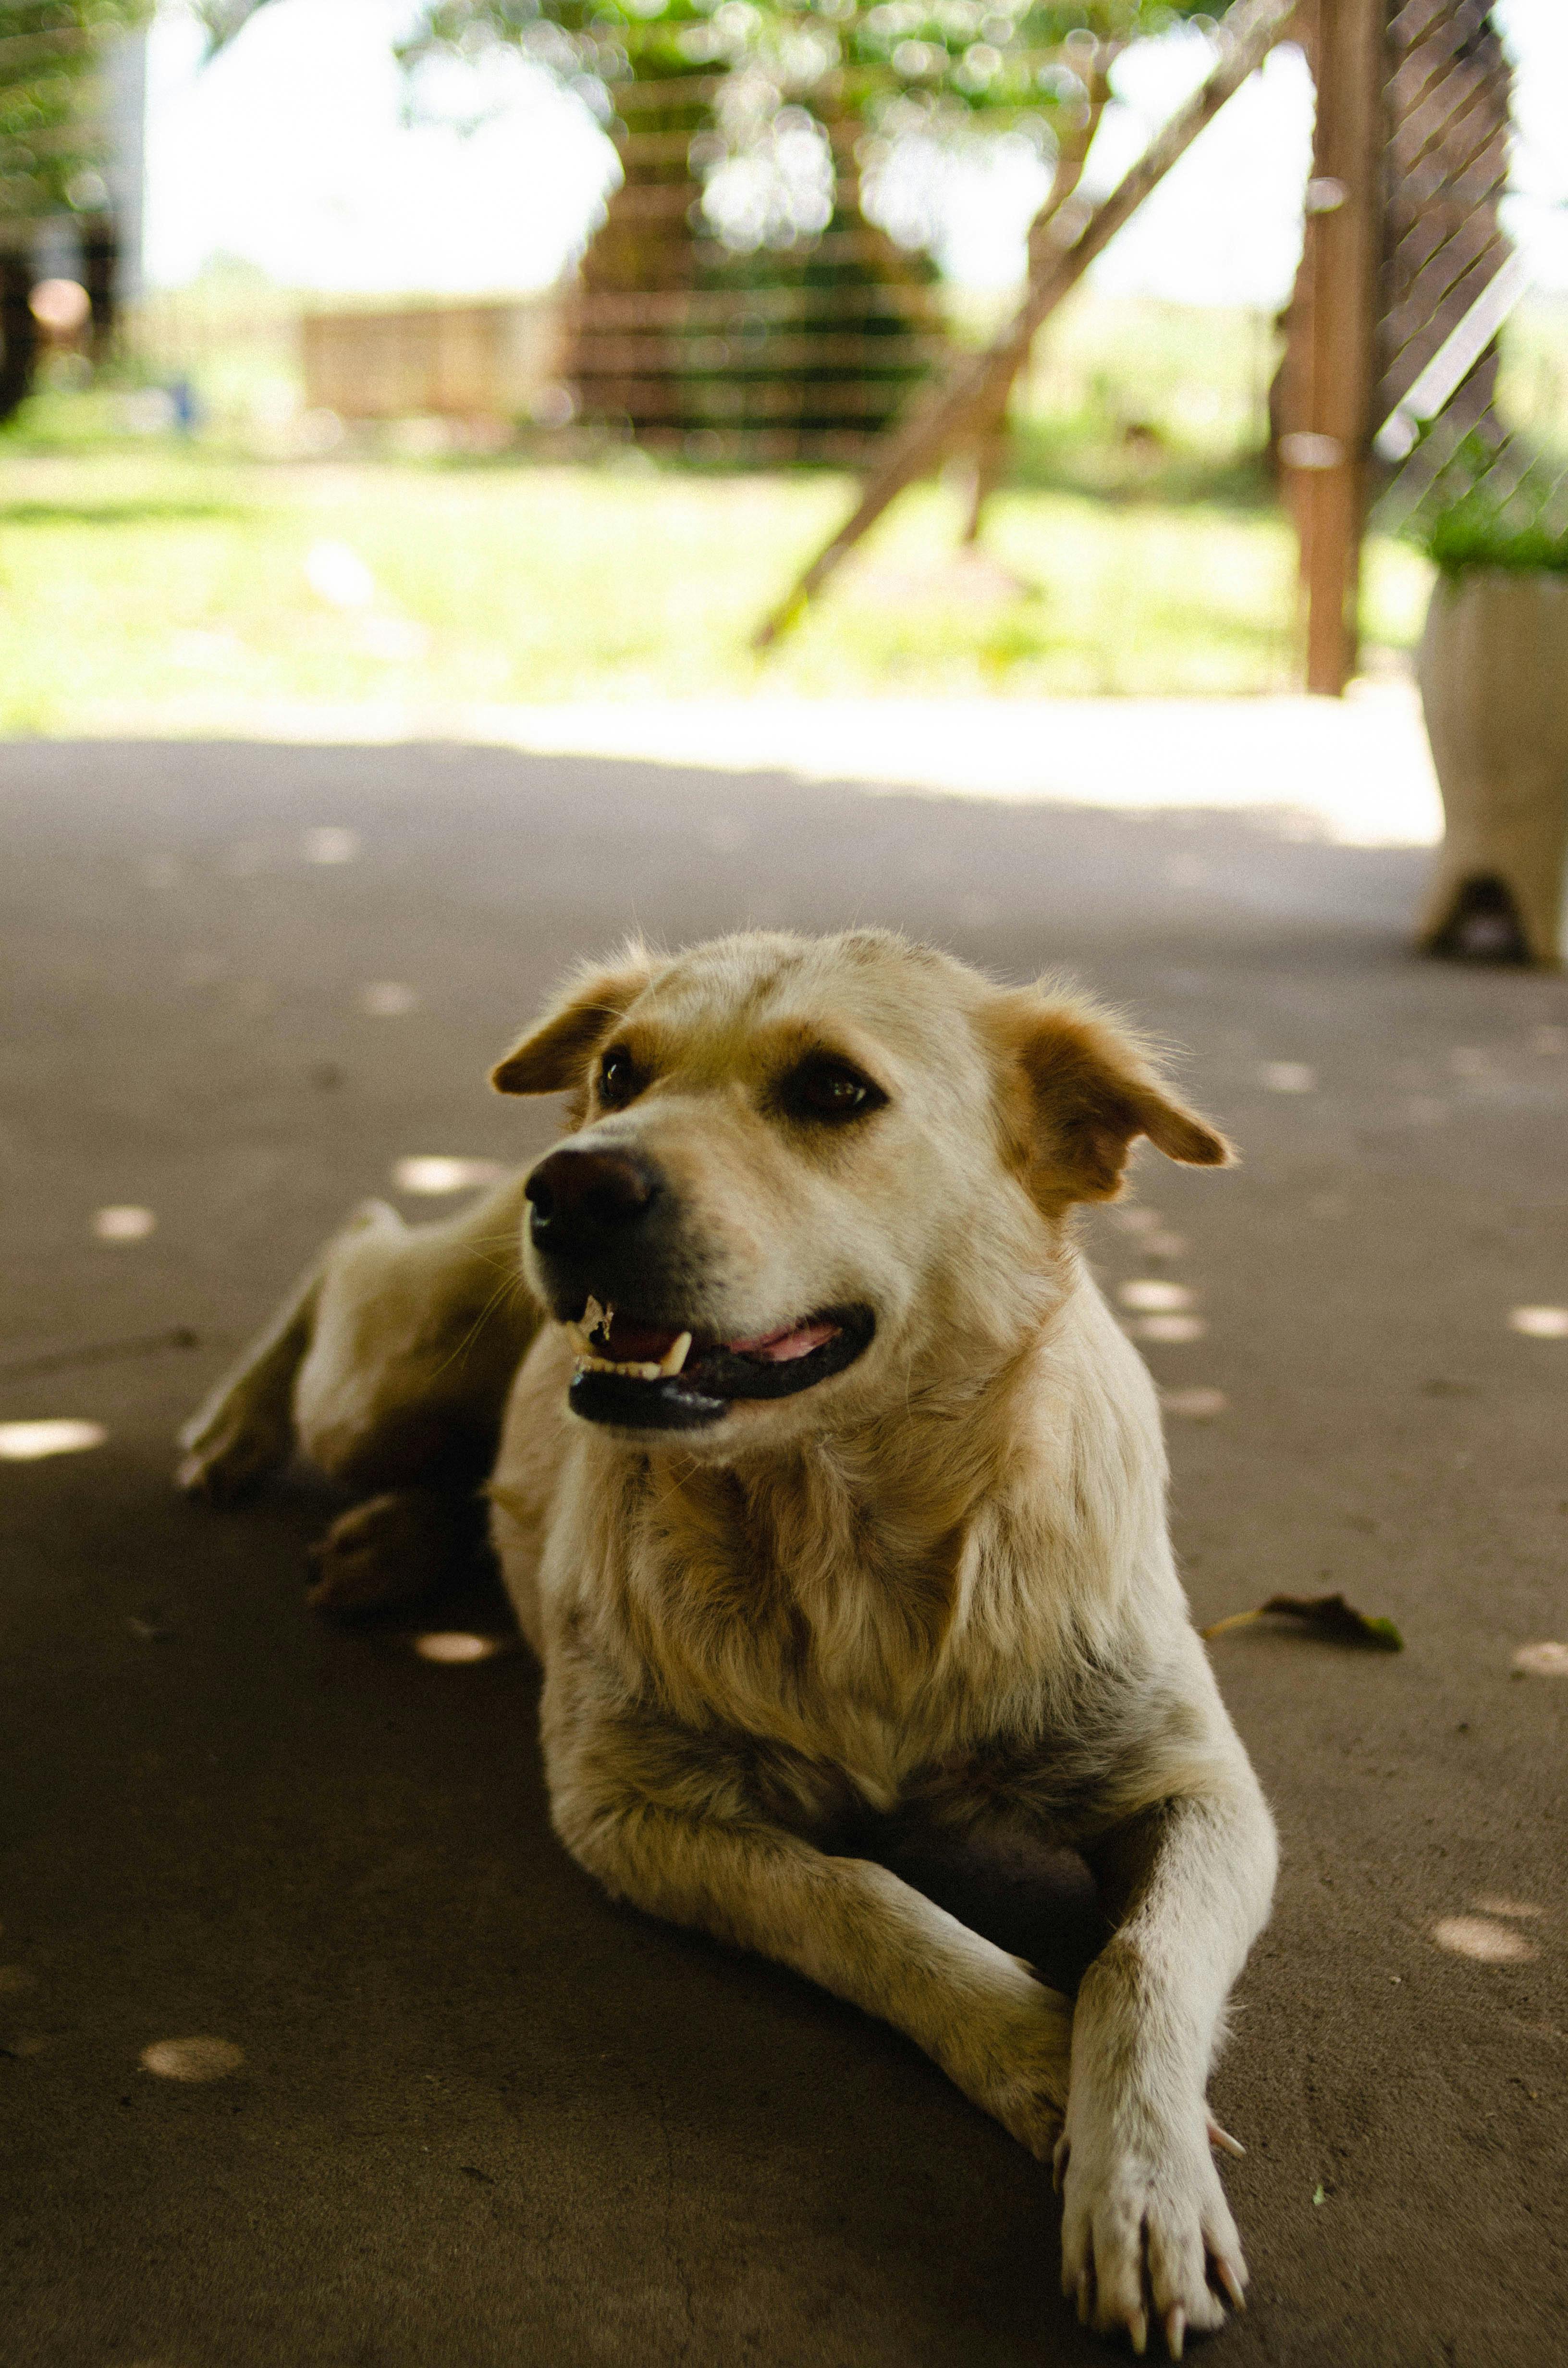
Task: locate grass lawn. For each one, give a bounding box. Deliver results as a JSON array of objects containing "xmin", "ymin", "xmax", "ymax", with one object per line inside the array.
[{"xmin": 0, "ymin": 417, "xmax": 1433, "ymax": 734}]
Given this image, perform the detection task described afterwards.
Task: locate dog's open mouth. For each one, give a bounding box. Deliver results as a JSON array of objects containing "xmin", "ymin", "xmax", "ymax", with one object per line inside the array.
[{"xmin": 564, "ymin": 1298, "xmax": 875, "ymax": 1431}]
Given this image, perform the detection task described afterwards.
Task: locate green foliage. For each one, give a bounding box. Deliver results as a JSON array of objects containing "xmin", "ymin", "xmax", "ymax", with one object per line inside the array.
[
  {"xmin": 399, "ymin": 0, "xmax": 1223, "ymax": 127},
  {"xmin": 0, "ymin": 1, "xmax": 147, "ymax": 224},
  {"xmin": 1409, "ymin": 431, "xmax": 1568, "ymax": 577},
  {"xmin": 202, "ymin": 0, "xmax": 1225, "ymax": 129},
  {"xmin": 1423, "ymin": 486, "xmax": 1568, "ymax": 575}
]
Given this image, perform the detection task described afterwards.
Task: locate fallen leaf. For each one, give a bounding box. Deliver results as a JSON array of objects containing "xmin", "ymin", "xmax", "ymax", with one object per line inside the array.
[
  {"xmin": 1201, "ymin": 1593, "xmax": 1404, "ymax": 1651},
  {"xmin": 1312, "ymin": 2183, "xmax": 1325, "ymax": 2206}
]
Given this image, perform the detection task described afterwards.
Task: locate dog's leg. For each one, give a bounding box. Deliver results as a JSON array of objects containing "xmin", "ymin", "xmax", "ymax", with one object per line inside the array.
[
  {"xmin": 173, "ymin": 1215, "xmax": 373, "ymax": 1504},
  {"xmin": 1058, "ymin": 1769, "xmax": 1276, "ymax": 2357},
  {"xmin": 178, "ymin": 1177, "xmax": 539, "ymax": 1512},
  {"xmin": 544, "ymin": 1681, "xmax": 1074, "ymax": 2158}
]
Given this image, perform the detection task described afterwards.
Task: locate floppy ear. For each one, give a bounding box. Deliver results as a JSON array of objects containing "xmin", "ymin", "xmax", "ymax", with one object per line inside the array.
[
  {"xmin": 490, "ymin": 951, "xmax": 654, "ymax": 1097},
  {"xmin": 991, "ymin": 987, "xmax": 1234, "ymax": 1209}
]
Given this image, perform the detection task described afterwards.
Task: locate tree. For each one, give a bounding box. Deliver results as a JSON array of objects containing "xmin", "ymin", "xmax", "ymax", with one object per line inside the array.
[{"xmin": 0, "ymin": 2, "xmax": 147, "ymax": 418}]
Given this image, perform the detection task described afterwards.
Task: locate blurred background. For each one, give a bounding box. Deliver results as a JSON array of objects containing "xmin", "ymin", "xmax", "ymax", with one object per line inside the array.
[{"xmin": 0, "ymin": 0, "xmax": 1561, "ymax": 733}]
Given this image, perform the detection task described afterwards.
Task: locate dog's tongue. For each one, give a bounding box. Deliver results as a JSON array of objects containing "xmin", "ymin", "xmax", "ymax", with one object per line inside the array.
[
  {"xmin": 602, "ymin": 1313, "xmax": 840, "ymax": 1366},
  {"xmin": 725, "ymin": 1318, "xmax": 841, "ymax": 1364}
]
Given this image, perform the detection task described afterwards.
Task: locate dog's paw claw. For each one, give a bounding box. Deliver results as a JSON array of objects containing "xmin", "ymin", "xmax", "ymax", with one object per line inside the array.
[
  {"xmin": 1164, "ymin": 2305, "xmax": 1185, "ymax": 2359},
  {"xmin": 1128, "ymin": 2305, "xmax": 1148, "ymax": 2356},
  {"xmin": 1213, "ymin": 2254, "xmax": 1247, "ymax": 2313},
  {"xmin": 1205, "ymin": 2113, "xmax": 1245, "ymax": 2159},
  {"xmin": 174, "ymin": 1423, "xmax": 287, "ymax": 1505}
]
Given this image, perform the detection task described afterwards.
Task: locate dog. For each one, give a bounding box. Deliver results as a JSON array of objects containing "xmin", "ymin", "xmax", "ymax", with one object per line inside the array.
[{"xmin": 178, "ymin": 928, "xmax": 1276, "ymax": 2357}]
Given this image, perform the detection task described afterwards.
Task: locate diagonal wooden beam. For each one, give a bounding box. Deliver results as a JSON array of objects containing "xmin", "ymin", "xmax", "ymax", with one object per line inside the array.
[
  {"xmin": 960, "ymin": 56, "xmax": 1115, "ymax": 545},
  {"xmin": 754, "ymin": 0, "xmax": 1301, "ymax": 648}
]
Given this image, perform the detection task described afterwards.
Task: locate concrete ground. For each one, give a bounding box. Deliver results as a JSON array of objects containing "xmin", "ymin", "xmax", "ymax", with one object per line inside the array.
[{"xmin": 2, "ymin": 736, "xmax": 1565, "ymax": 2368}]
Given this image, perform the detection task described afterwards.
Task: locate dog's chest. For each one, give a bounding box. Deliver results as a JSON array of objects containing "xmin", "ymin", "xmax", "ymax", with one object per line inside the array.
[{"xmin": 599, "ymin": 1475, "xmax": 1004, "ymax": 1798}]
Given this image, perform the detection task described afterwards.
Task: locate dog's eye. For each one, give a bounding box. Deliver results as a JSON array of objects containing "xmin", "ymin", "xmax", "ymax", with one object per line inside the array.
[
  {"xmin": 783, "ymin": 1059, "xmax": 887, "ymax": 1124},
  {"xmin": 597, "ymin": 1048, "xmax": 642, "ymax": 1109}
]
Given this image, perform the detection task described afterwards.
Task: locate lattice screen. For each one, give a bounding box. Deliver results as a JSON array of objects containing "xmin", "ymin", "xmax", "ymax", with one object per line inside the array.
[{"xmin": 1372, "ymin": 0, "xmax": 1566, "ymax": 542}]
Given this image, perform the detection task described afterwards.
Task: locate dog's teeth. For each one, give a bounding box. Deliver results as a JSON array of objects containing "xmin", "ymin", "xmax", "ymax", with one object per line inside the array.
[
  {"xmin": 660, "ymin": 1331, "xmax": 693, "ymax": 1377},
  {"xmin": 572, "ymin": 1351, "xmax": 667, "ymax": 1381}
]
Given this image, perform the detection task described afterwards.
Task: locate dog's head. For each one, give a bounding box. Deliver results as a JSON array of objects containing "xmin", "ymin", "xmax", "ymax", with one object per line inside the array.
[{"xmin": 493, "ymin": 931, "xmax": 1231, "ymax": 1450}]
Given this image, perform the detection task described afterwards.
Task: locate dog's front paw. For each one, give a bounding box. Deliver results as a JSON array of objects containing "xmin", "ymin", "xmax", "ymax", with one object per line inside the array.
[
  {"xmin": 965, "ymin": 1977, "xmax": 1075, "ymax": 2160},
  {"xmin": 305, "ymin": 1490, "xmax": 485, "ymax": 1613},
  {"xmin": 1056, "ymin": 2102, "xmax": 1246, "ymax": 2356},
  {"xmin": 175, "ymin": 1401, "xmax": 292, "ymax": 1505}
]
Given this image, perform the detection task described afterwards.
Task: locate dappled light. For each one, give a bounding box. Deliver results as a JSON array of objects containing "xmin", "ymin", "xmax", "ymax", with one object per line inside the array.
[
  {"xmin": 92, "ymin": 1205, "xmax": 156, "ymax": 1241},
  {"xmin": 302, "ymin": 826, "xmax": 359, "ymax": 865},
  {"xmin": 1260, "ymin": 1062, "xmax": 1316, "ymax": 1093},
  {"xmin": 1129, "ymin": 1315, "xmax": 1207, "ymax": 1344},
  {"xmin": 1431, "ymin": 1917, "xmax": 1539, "ymax": 1965},
  {"xmin": 413, "ymin": 1632, "xmax": 509, "ymax": 1665},
  {"xmin": 0, "ymin": 1418, "xmax": 107, "ymax": 1460},
  {"xmin": 358, "ymin": 981, "xmax": 419, "ymax": 1017},
  {"xmin": 1162, "ymin": 1387, "xmax": 1228, "ymax": 1420},
  {"xmin": 1118, "ymin": 1281, "xmax": 1194, "ymax": 1313},
  {"xmin": 392, "ymin": 1157, "xmax": 505, "ymax": 1196},
  {"xmin": 1512, "ymin": 1641, "xmax": 1568, "ymax": 1677},
  {"xmin": 1508, "ymin": 1306, "xmax": 1568, "ymax": 1338},
  {"xmin": 140, "ymin": 2037, "xmax": 245, "ymax": 2081}
]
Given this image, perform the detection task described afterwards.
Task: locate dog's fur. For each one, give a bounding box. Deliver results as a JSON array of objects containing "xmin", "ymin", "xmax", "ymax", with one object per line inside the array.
[{"xmin": 179, "ymin": 929, "xmax": 1276, "ymax": 2356}]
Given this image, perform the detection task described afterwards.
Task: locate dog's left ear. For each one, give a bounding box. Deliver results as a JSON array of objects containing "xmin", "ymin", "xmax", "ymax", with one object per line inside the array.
[
  {"xmin": 490, "ymin": 951, "xmax": 654, "ymax": 1096},
  {"xmin": 990, "ymin": 989, "xmax": 1234, "ymax": 1208}
]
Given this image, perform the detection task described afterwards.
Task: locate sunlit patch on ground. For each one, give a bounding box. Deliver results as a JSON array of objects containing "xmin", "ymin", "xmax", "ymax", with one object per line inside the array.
[
  {"xmin": 1163, "ymin": 1387, "xmax": 1228, "ymax": 1419},
  {"xmin": 140, "ymin": 2037, "xmax": 245, "ymax": 2081},
  {"xmin": 1509, "ymin": 1307, "xmax": 1568, "ymax": 1338},
  {"xmin": 0, "ymin": 1418, "xmax": 107, "ymax": 1460},
  {"xmin": 92, "ymin": 1204, "xmax": 156, "ymax": 1241},
  {"xmin": 1121, "ymin": 1280, "xmax": 1205, "ymax": 1344},
  {"xmin": 1512, "ymin": 1641, "xmax": 1568, "ymax": 1677},
  {"xmin": 1431, "ymin": 1915, "xmax": 1539, "ymax": 1965},
  {"xmin": 359, "ymin": 981, "xmax": 419, "ymax": 1016},
  {"xmin": 392, "ymin": 1156, "xmax": 506, "ymax": 1196},
  {"xmin": 1261, "ymin": 1062, "xmax": 1316, "ymax": 1093},
  {"xmin": 1119, "ymin": 1281, "xmax": 1194, "ymax": 1313},
  {"xmin": 302, "ymin": 825, "xmax": 359, "ymax": 864},
  {"xmin": 413, "ymin": 1632, "xmax": 509, "ymax": 1665},
  {"xmin": 1472, "ymin": 1896, "xmax": 1544, "ymax": 1921}
]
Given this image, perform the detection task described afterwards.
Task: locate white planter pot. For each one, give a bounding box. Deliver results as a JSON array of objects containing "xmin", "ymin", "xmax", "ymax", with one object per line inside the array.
[{"xmin": 1415, "ymin": 567, "xmax": 1568, "ymax": 965}]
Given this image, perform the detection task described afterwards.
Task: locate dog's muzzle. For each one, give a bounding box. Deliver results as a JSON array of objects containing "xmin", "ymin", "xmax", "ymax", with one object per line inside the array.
[{"xmin": 524, "ymin": 1145, "xmax": 874, "ymax": 1431}]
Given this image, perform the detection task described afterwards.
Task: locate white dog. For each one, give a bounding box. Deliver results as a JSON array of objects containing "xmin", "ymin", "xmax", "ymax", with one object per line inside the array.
[{"xmin": 180, "ymin": 930, "xmax": 1276, "ymax": 2357}]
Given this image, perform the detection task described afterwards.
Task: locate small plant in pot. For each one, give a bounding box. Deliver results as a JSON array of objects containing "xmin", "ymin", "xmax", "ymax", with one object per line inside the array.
[{"xmin": 1411, "ymin": 455, "xmax": 1568, "ymax": 966}]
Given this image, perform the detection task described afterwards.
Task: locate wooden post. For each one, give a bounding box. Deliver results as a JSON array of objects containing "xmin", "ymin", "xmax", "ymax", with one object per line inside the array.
[{"xmin": 1286, "ymin": 0, "xmax": 1385, "ymax": 695}]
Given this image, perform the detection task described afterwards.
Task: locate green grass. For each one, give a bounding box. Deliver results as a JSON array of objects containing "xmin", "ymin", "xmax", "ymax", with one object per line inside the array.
[{"xmin": 0, "ymin": 422, "xmax": 1433, "ymax": 733}]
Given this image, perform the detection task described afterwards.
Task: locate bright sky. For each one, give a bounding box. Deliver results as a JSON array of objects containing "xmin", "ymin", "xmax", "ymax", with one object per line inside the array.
[{"xmin": 142, "ymin": 0, "xmax": 1567, "ymax": 301}]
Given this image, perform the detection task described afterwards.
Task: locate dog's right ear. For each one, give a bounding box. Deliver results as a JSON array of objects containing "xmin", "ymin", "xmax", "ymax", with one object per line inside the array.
[{"xmin": 490, "ymin": 952, "xmax": 654, "ymax": 1097}]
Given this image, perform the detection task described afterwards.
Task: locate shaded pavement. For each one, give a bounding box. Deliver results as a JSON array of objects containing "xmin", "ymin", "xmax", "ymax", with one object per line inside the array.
[{"xmin": 1, "ymin": 739, "xmax": 1565, "ymax": 2368}]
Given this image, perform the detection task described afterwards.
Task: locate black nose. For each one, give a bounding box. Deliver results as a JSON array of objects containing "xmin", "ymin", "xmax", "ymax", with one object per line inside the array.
[{"xmin": 525, "ymin": 1147, "xmax": 660, "ymax": 1252}]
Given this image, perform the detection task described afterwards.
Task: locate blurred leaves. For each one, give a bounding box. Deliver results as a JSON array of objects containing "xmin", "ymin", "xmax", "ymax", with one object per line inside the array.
[
  {"xmin": 0, "ymin": 0, "xmax": 147, "ymax": 223},
  {"xmin": 198, "ymin": 0, "xmax": 1230, "ymax": 135}
]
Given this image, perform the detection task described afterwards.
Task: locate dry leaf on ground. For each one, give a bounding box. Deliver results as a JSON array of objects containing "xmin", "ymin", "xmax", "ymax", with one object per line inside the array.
[{"xmin": 1201, "ymin": 1593, "xmax": 1404, "ymax": 1651}]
